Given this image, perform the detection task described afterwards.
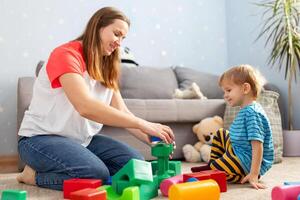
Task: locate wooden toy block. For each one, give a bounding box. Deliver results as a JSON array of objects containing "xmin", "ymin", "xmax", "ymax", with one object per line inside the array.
[
  {"xmin": 70, "ymin": 188, "xmax": 106, "ymax": 200},
  {"xmin": 98, "ymin": 185, "xmax": 139, "ymax": 200},
  {"xmin": 272, "ymin": 185, "xmax": 300, "ymax": 200},
  {"xmin": 1, "ymin": 190, "xmax": 27, "ymax": 200},
  {"xmin": 63, "ymin": 178, "xmax": 102, "ymax": 198},
  {"xmin": 160, "ymin": 175, "xmax": 183, "ymax": 197},
  {"xmin": 183, "ymin": 169, "xmax": 227, "ymax": 192},
  {"xmin": 169, "ymin": 179, "xmax": 220, "ymax": 200}
]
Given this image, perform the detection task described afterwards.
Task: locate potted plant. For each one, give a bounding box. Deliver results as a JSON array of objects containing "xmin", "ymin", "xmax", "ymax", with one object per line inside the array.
[{"xmin": 256, "ymin": 0, "xmax": 300, "ymax": 156}]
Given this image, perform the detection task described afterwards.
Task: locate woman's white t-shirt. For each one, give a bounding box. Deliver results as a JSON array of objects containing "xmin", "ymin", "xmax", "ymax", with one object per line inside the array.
[{"xmin": 18, "ymin": 41, "xmax": 113, "ymax": 146}]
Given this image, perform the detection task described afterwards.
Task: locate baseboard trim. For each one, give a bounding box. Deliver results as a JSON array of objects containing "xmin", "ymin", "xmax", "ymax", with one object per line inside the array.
[{"xmin": 0, "ymin": 155, "xmax": 19, "ymax": 173}]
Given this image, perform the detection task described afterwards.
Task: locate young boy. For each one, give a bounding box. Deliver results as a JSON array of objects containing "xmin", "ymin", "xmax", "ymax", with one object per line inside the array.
[{"xmin": 209, "ymin": 64, "xmax": 274, "ymax": 189}]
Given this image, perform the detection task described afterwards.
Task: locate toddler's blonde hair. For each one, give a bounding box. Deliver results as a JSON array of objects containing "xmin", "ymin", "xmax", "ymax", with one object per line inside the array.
[{"xmin": 219, "ymin": 64, "xmax": 266, "ymax": 98}]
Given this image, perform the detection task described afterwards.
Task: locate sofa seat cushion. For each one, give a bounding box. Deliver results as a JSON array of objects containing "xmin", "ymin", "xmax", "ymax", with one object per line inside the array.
[
  {"xmin": 124, "ymin": 99, "xmax": 226, "ymax": 123},
  {"xmin": 119, "ymin": 66, "xmax": 178, "ymax": 99}
]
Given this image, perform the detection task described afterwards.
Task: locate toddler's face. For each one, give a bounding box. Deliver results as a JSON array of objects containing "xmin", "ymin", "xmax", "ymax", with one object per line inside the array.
[{"xmin": 221, "ymin": 80, "xmax": 244, "ymax": 107}]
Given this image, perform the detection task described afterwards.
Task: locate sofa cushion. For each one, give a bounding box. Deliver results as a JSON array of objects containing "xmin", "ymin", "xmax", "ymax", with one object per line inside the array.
[
  {"xmin": 173, "ymin": 66, "xmax": 223, "ymax": 99},
  {"xmin": 124, "ymin": 99, "xmax": 226, "ymax": 123},
  {"xmin": 223, "ymin": 90, "xmax": 283, "ymax": 163},
  {"xmin": 119, "ymin": 66, "xmax": 178, "ymax": 99}
]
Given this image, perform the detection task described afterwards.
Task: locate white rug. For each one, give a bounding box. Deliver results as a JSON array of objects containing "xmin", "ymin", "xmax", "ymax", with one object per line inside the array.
[{"xmin": 0, "ymin": 157, "xmax": 299, "ymax": 200}]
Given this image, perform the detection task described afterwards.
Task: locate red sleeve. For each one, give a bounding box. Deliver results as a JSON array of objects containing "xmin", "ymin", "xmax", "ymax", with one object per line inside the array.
[{"xmin": 46, "ymin": 47, "xmax": 84, "ymax": 88}]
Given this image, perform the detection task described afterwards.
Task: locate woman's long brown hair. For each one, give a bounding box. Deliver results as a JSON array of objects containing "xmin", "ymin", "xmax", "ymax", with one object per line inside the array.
[{"xmin": 76, "ymin": 7, "xmax": 130, "ymax": 90}]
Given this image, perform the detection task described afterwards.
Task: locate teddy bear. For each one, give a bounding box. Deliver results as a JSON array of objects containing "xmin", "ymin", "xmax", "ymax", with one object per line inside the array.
[
  {"xmin": 182, "ymin": 115, "xmax": 223, "ymax": 163},
  {"xmin": 173, "ymin": 82, "xmax": 207, "ymax": 99}
]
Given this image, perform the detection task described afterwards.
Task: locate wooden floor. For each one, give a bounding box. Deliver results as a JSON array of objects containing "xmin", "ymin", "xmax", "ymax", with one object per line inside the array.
[{"xmin": 0, "ymin": 155, "xmax": 19, "ymax": 173}]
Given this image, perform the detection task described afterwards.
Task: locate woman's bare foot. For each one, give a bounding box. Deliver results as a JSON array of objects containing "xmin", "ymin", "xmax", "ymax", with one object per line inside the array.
[{"xmin": 17, "ymin": 165, "xmax": 36, "ymax": 186}]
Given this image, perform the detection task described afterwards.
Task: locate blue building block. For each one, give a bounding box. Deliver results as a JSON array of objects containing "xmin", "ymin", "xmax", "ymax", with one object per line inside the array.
[
  {"xmin": 150, "ymin": 136, "xmax": 162, "ymax": 143},
  {"xmin": 186, "ymin": 177, "xmax": 198, "ymax": 182},
  {"xmin": 284, "ymin": 181, "xmax": 300, "ymax": 185},
  {"xmin": 105, "ymin": 176, "xmax": 112, "ymax": 185}
]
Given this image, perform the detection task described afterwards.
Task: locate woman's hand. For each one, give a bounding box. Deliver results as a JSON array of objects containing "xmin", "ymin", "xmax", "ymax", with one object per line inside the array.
[
  {"xmin": 137, "ymin": 119, "xmax": 175, "ymax": 144},
  {"xmin": 241, "ymin": 173, "xmax": 266, "ymax": 189}
]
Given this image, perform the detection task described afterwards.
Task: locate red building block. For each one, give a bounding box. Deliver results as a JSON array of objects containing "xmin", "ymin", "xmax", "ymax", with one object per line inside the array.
[
  {"xmin": 70, "ymin": 188, "xmax": 106, "ymax": 200},
  {"xmin": 191, "ymin": 164, "xmax": 211, "ymax": 172},
  {"xmin": 183, "ymin": 169, "xmax": 227, "ymax": 192},
  {"xmin": 63, "ymin": 179, "xmax": 102, "ymax": 198},
  {"xmin": 183, "ymin": 172, "xmax": 210, "ymax": 182}
]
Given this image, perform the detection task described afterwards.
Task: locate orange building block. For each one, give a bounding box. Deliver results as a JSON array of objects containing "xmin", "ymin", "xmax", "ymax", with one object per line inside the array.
[
  {"xmin": 183, "ymin": 169, "xmax": 227, "ymax": 192},
  {"xmin": 169, "ymin": 179, "xmax": 220, "ymax": 200},
  {"xmin": 63, "ymin": 179, "xmax": 102, "ymax": 198},
  {"xmin": 70, "ymin": 188, "xmax": 106, "ymax": 200}
]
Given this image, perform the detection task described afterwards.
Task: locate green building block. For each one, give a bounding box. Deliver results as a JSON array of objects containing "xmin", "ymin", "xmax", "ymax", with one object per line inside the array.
[
  {"xmin": 1, "ymin": 190, "xmax": 27, "ymax": 200},
  {"xmin": 151, "ymin": 142, "xmax": 182, "ymax": 185},
  {"xmin": 152, "ymin": 142, "xmax": 173, "ymax": 157},
  {"xmin": 114, "ymin": 173, "xmax": 159, "ymax": 200},
  {"xmin": 98, "ymin": 185, "xmax": 139, "ymax": 200},
  {"xmin": 169, "ymin": 161, "xmax": 182, "ymax": 175},
  {"xmin": 110, "ymin": 159, "xmax": 159, "ymax": 200},
  {"xmin": 112, "ymin": 159, "xmax": 153, "ymax": 194},
  {"xmin": 138, "ymin": 175, "xmax": 159, "ymax": 200},
  {"xmin": 152, "ymin": 160, "xmax": 181, "ymax": 176}
]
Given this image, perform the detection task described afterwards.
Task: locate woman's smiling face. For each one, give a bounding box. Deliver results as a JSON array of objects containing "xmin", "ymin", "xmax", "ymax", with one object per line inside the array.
[{"xmin": 100, "ymin": 19, "xmax": 128, "ymax": 56}]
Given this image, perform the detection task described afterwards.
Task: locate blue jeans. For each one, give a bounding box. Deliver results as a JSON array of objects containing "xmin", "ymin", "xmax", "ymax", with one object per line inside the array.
[{"xmin": 18, "ymin": 134, "xmax": 144, "ymax": 190}]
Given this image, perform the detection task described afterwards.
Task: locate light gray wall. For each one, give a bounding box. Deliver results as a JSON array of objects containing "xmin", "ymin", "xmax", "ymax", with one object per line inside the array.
[
  {"xmin": 0, "ymin": 0, "xmax": 228, "ymax": 155},
  {"xmin": 225, "ymin": 0, "xmax": 300, "ymax": 130}
]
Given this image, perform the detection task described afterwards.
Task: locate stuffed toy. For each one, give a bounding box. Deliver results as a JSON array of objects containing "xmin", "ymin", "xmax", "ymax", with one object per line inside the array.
[
  {"xmin": 120, "ymin": 47, "xmax": 139, "ymax": 68},
  {"xmin": 182, "ymin": 115, "xmax": 223, "ymax": 163},
  {"xmin": 173, "ymin": 82, "xmax": 207, "ymax": 99}
]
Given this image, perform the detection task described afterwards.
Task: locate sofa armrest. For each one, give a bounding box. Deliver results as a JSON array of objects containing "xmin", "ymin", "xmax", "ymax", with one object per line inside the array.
[
  {"xmin": 17, "ymin": 77, "xmax": 35, "ymax": 131},
  {"xmin": 264, "ymin": 83, "xmax": 284, "ymax": 127}
]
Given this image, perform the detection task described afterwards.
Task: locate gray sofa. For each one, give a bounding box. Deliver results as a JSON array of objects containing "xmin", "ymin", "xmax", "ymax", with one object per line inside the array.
[{"xmin": 17, "ymin": 65, "xmax": 226, "ymax": 165}]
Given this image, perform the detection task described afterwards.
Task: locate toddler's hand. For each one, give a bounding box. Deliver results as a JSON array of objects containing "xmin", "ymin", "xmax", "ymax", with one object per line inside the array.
[{"xmin": 241, "ymin": 174, "xmax": 266, "ymax": 190}]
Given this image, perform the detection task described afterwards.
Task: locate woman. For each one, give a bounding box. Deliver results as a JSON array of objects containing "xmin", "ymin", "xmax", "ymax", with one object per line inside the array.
[{"xmin": 17, "ymin": 7, "xmax": 174, "ymax": 191}]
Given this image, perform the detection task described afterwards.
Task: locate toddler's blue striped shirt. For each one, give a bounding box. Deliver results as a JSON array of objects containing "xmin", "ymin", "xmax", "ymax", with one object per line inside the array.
[{"xmin": 229, "ymin": 102, "xmax": 274, "ymax": 175}]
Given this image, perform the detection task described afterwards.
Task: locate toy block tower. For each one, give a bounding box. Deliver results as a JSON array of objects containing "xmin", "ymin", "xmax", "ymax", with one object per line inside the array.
[{"xmin": 151, "ymin": 142, "xmax": 181, "ymax": 185}]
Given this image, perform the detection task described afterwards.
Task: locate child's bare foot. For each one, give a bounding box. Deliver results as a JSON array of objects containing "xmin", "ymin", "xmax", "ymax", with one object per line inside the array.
[{"xmin": 17, "ymin": 165, "xmax": 36, "ymax": 186}]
